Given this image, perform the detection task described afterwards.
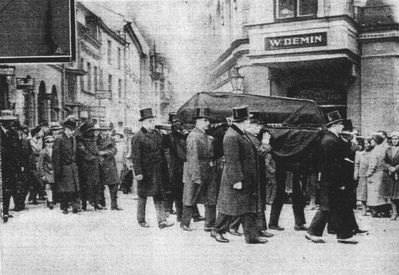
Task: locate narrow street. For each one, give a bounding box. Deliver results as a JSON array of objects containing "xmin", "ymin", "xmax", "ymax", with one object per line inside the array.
[{"xmin": 1, "ymin": 192, "xmax": 398, "ymax": 275}]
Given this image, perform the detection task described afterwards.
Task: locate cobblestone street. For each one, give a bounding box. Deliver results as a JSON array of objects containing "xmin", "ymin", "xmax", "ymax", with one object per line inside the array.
[{"xmin": 1, "ymin": 192, "xmax": 398, "ymax": 275}]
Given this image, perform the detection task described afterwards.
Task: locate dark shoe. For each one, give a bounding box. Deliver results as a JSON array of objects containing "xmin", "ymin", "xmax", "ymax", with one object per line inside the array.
[
  {"xmin": 72, "ymin": 209, "xmax": 80, "ymax": 214},
  {"xmin": 259, "ymin": 230, "xmax": 274, "ymax": 238},
  {"xmin": 228, "ymin": 229, "xmax": 243, "ymax": 236},
  {"xmin": 211, "ymin": 231, "xmax": 229, "ymax": 243},
  {"xmin": 11, "ymin": 208, "xmax": 22, "ymax": 212},
  {"xmin": 294, "ymin": 225, "xmax": 308, "ymax": 231},
  {"xmin": 247, "ymin": 237, "xmax": 268, "ymax": 244},
  {"xmin": 94, "ymin": 204, "xmax": 103, "ymax": 211},
  {"xmin": 62, "ymin": 209, "xmax": 69, "ymax": 215},
  {"xmin": 354, "ymin": 229, "xmax": 369, "ymax": 236},
  {"xmin": 111, "ymin": 207, "xmax": 123, "ymax": 211},
  {"xmin": 269, "ymin": 225, "xmax": 285, "ymax": 231},
  {"xmin": 159, "ymin": 221, "xmax": 174, "ymax": 229},
  {"xmin": 193, "ymin": 215, "xmax": 205, "ymax": 222},
  {"xmin": 3, "ymin": 214, "xmax": 9, "ymax": 223},
  {"xmin": 139, "ymin": 222, "xmax": 150, "ymax": 228},
  {"xmin": 48, "ymin": 202, "xmax": 54, "ymax": 210},
  {"xmin": 305, "ymin": 233, "xmax": 325, "ymax": 243},
  {"xmin": 337, "ymin": 236, "xmax": 358, "ymax": 244},
  {"xmin": 31, "ymin": 200, "xmax": 39, "ymax": 205},
  {"xmin": 204, "ymin": 226, "xmax": 213, "ymax": 232},
  {"xmin": 180, "ymin": 224, "xmax": 192, "ymax": 232}
]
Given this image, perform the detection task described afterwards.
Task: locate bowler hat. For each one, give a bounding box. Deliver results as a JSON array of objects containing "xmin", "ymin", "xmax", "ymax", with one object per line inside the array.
[
  {"xmin": 326, "ymin": 110, "xmax": 344, "ymax": 126},
  {"xmin": 62, "ymin": 117, "xmax": 78, "ymax": 129},
  {"xmin": 31, "ymin": 126, "xmax": 42, "ymax": 137},
  {"xmin": 0, "ymin": 110, "xmax": 17, "ymax": 121},
  {"xmin": 193, "ymin": 107, "xmax": 211, "ymax": 120},
  {"xmin": 232, "ymin": 106, "xmax": 252, "ymax": 122},
  {"xmin": 50, "ymin": 121, "xmax": 63, "ymax": 131},
  {"xmin": 139, "ymin": 108, "xmax": 155, "ymax": 122},
  {"xmin": 79, "ymin": 121, "xmax": 95, "ymax": 133}
]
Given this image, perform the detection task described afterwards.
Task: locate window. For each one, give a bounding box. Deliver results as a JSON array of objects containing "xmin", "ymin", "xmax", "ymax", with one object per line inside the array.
[
  {"xmin": 94, "ymin": 66, "xmax": 98, "ymax": 92},
  {"xmin": 87, "ymin": 62, "xmax": 91, "ymax": 92},
  {"xmin": 107, "ymin": 40, "xmax": 112, "ymax": 64},
  {"xmin": 276, "ymin": 0, "xmax": 317, "ymax": 20},
  {"xmin": 118, "ymin": 78, "xmax": 122, "ymax": 99},
  {"xmin": 108, "ymin": 74, "xmax": 113, "ymax": 93},
  {"xmin": 117, "ymin": 47, "xmax": 121, "ymax": 69}
]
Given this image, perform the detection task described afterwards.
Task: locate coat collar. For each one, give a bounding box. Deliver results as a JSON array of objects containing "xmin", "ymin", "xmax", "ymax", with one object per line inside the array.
[{"xmin": 230, "ymin": 124, "xmax": 244, "ymax": 135}]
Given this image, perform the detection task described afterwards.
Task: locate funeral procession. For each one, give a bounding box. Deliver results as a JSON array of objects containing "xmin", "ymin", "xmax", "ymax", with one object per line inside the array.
[{"xmin": 0, "ymin": 0, "xmax": 399, "ymax": 274}]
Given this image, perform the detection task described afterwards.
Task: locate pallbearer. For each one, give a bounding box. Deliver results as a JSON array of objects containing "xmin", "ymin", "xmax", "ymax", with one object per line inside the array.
[
  {"xmin": 131, "ymin": 108, "xmax": 174, "ymax": 229},
  {"xmin": 211, "ymin": 106, "xmax": 267, "ymax": 244},
  {"xmin": 181, "ymin": 108, "xmax": 218, "ymax": 232}
]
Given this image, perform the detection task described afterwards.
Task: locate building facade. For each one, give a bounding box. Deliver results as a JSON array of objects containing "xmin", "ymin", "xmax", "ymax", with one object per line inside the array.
[{"xmin": 208, "ymin": 0, "xmax": 399, "ymax": 135}]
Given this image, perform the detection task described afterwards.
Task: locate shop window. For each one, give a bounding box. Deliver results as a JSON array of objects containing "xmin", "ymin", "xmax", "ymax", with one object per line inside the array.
[{"xmin": 276, "ymin": 0, "xmax": 317, "ymax": 20}]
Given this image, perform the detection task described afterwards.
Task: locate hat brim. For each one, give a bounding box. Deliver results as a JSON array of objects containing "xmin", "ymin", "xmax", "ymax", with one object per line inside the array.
[
  {"xmin": 193, "ymin": 115, "xmax": 212, "ymax": 120},
  {"xmin": 139, "ymin": 115, "xmax": 155, "ymax": 122},
  {"xmin": 0, "ymin": 116, "xmax": 18, "ymax": 120},
  {"xmin": 326, "ymin": 118, "xmax": 344, "ymax": 126},
  {"xmin": 232, "ymin": 113, "xmax": 253, "ymax": 122}
]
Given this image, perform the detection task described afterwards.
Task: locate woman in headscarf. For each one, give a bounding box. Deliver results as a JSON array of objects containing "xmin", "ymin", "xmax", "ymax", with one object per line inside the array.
[
  {"xmin": 383, "ymin": 131, "xmax": 399, "ymax": 220},
  {"xmin": 367, "ymin": 134, "xmax": 390, "ymax": 217}
]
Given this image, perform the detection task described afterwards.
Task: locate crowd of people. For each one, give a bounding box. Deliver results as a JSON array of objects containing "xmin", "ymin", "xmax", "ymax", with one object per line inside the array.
[
  {"xmin": 0, "ymin": 110, "xmax": 131, "ymax": 223},
  {"xmin": 1, "ymin": 105, "xmax": 397, "ymax": 245}
]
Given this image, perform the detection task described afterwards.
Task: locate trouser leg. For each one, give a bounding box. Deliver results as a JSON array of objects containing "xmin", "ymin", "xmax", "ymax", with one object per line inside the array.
[
  {"xmin": 292, "ymin": 174, "xmax": 306, "ymax": 226},
  {"xmin": 192, "ymin": 204, "xmax": 201, "ymax": 218},
  {"xmin": 71, "ymin": 192, "xmax": 80, "ymax": 211},
  {"xmin": 2, "ymin": 190, "xmax": 11, "ymax": 216},
  {"xmin": 108, "ymin": 184, "xmax": 118, "ymax": 209},
  {"xmin": 229, "ymin": 216, "xmax": 241, "ymax": 231},
  {"xmin": 182, "ymin": 205, "xmax": 194, "ymax": 227},
  {"xmin": 256, "ymin": 211, "xmax": 267, "ymax": 231},
  {"xmin": 307, "ymin": 210, "xmax": 328, "ymax": 237},
  {"xmin": 60, "ymin": 192, "xmax": 68, "ymax": 210},
  {"xmin": 175, "ymin": 200, "xmax": 183, "ymax": 220},
  {"xmin": 213, "ymin": 213, "xmax": 231, "ymax": 234},
  {"xmin": 241, "ymin": 213, "xmax": 259, "ymax": 243},
  {"xmin": 205, "ymin": 204, "xmax": 216, "ymax": 228},
  {"xmin": 45, "ymin": 183, "xmax": 53, "ymax": 202},
  {"xmin": 269, "ymin": 170, "xmax": 285, "ymax": 226},
  {"xmin": 137, "ymin": 196, "xmax": 147, "ymax": 223},
  {"xmin": 153, "ymin": 196, "xmax": 167, "ymax": 224}
]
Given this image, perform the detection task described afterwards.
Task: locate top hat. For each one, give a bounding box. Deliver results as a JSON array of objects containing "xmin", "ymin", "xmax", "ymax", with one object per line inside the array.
[
  {"xmin": 50, "ymin": 121, "xmax": 63, "ymax": 131},
  {"xmin": 326, "ymin": 110, "xmax": 344, "ymax": 126},
  {"xmin": 0, "ymin": 110, "xmax": 17, "ymax": 121},
  {"xmin": 193, "ymin": 107, "xmax": 211, "ymax": 120},
  {"xmin": 62, "ymin": 117, "xmax": 78, "ymax": 129},
  {"xmin": 232, "ymin": 106, "xmax": 252, "ymax": 122},
  {"xmin": 168, "ymin": 112, "xmax": 182, "ymax": 123},
  {"xmin": 139, "ymin": 108, "xmax": 155, "ymax": 122},
  {"xmin": 79, "ymin": 121, "xmax": 95, "ymax": 133},
  {"xmin": 342, "ymin": 119, "xmax": 353, "ymax": 132}
]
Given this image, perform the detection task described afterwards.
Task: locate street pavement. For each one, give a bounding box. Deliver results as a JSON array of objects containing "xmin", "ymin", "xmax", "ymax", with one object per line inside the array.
[{"xmin": 1, "ymin": 191, "xmax": 398, "ymax": 275}]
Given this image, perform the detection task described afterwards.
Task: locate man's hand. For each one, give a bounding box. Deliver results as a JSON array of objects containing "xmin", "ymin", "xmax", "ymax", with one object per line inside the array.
[
  {"xmin": 233, "ymin": 182, "xmax": 242, "ymax": 190},
  {"xmin": 262, "ymin": 132, "xmax": 271, "ymax": 145},
  {"xmin": 339, "ymin": 186, "xmax": 345, "ymax": 190},
  {"xmin": 136, "ymin": 174, "xmax": 143, "ymax": 181}
]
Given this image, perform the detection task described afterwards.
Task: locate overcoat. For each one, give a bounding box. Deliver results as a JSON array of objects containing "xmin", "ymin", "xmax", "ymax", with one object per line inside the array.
[
  {"xmin": 97, "ymin": 134, "xmax": 118, "ymax": 186},
  {"xmin": 384, "ymin": 146, "xmax": 399, "ymax": 200},
  {"xmin": 38, "ymin": 147, "xmax": 54, "ymax": 184},
  {"xmin": 131, "ymin": 128, "xmax": 169, "ymax": 197},
  {"xmin": 166, "ymin": 126, "xmax": 187, "ymax": 196},
  {"xmin": 53, "ymin": 132, "xmax": 80, "ymax": 193},
  {"xmin": 217, "ymin": 124, "xmax": 258, "ymax": 216},
  {"xmin": 182, "ymin": 127, "xmax": 217, "ymax": 206},
  {"xmin": 354, "ymin": 150, "xmax": 370, "ymax": 201},
  {"xmin": 366, "ymin": 144, "xmax": 389, "ymax": 206},
  {"xmin": 1, "ymin": 128, "xmax": 20, "ymax": 192},
  {"xmin": 77, "ymin": 136, "xmax": 100, "ymax": 190},
  {"xmin": 319, "ymin": 130, "xmax": 352, "ymax": 211}
]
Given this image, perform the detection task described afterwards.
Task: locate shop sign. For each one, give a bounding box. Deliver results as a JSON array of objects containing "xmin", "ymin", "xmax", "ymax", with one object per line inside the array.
[
  {"xmin": 265, "ymin": 32, "xmax": 327, "ymax": 51},
  {"xmin": 95, "ymin": 90, "xmax": 112, "ymax": 99},
  {"xmin": 90, "ymin": 106, "xmax": 106, "ymax": 118},
  {"xmin": 0, "ymin": 67, "xmax": 15, "ymax": 75}
]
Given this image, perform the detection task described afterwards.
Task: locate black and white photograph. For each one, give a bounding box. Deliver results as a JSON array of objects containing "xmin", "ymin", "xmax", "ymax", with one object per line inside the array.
[{"xmin": 0, "ymin": 0, "xmax": 398, "ymax": 274}]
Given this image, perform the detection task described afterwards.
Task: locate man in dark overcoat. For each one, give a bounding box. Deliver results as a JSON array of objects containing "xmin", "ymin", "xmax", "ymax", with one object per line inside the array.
[
  {"xmin": 131, "ymin": 108, "xmax": 174, "ymax": 229},
  {"xmin": 306, "ymin": 111, "xmax": 358, "ymax": 244},
  {"xmin": 211, "ymin": 106, "xmax": 267, "ymax": 244},
  {"xmin": 53, "ymin": 117, "xmax": 80, "ymax": 214},
  {"xmin": 181, "ymin": 107, "xmax": 218, "ymax": 231},
  {"xmin": 97, "ymin": 122, "xmax": 121, "ymax": 210},
  {"xmin": 1, "ymin": 110, "xmax": 20, "ymax": 222},
  {"xmin": 165, "ymin": 113, "xmax": 188, "ymax": 221},
  {"xmin": 77, "ymin": 121, "xmax": 102, "ymax": 211}
]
